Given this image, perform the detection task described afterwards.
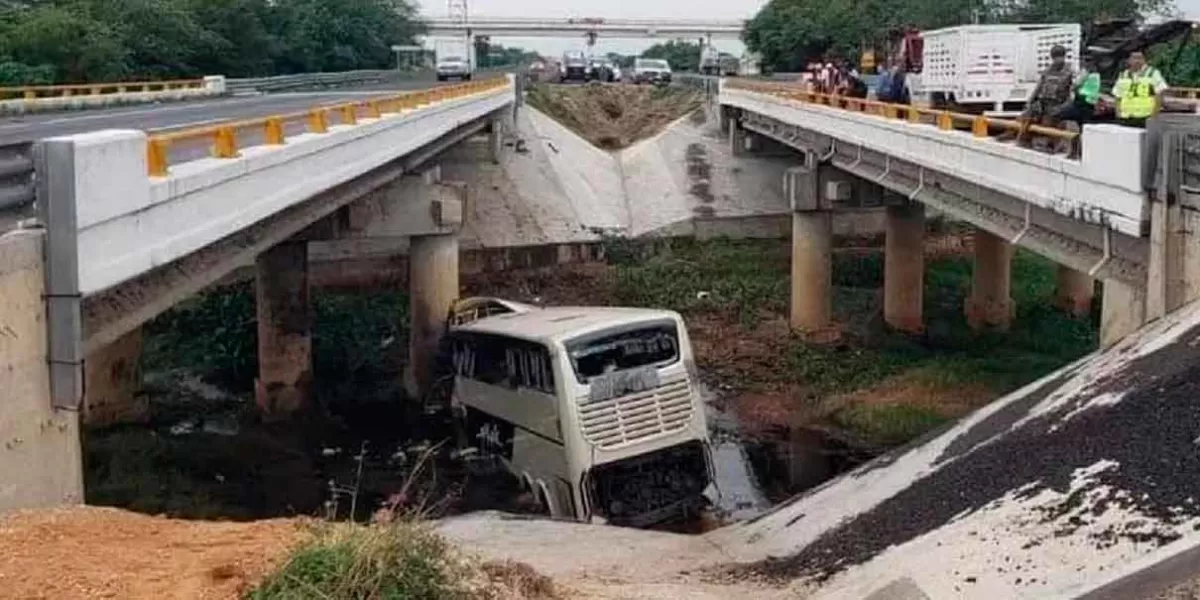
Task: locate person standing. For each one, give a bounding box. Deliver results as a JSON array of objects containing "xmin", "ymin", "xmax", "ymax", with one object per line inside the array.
[
  {"xmin": 1113, "ymin": 51, "xmax": 1169, "ymax": 128},
  {"xmin": 1054, "ymin": 55, "xmax": 1102, "ymax": 158},
  {"xmin": 876, "ymin": 58, "xmax": 895, "ymax": 102},
  {"xmin": 1017, "ymin": 45, "xmax": 1075, "ymax": 149}
]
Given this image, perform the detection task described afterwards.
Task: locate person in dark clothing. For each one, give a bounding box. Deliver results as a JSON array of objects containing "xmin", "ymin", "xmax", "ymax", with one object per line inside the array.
[{"xmin": 1018, "ymin": 44, "xmax": 1075, "ymax": 149}]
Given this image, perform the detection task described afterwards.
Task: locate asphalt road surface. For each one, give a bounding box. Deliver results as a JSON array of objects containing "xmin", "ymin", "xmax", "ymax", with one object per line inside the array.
[{"xmin": 0, "ymin": 79, "xmax": 464, "ymax": 145}]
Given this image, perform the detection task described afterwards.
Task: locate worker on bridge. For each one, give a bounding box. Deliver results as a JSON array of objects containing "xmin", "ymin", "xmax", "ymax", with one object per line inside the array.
[
  {"xmin": 1113, "ymin": 51, "xmax": 1168, "ymax": 128},
  {"xmin": 1017, "ymin": 45, "xmax": 1074, "ymax": 150}
]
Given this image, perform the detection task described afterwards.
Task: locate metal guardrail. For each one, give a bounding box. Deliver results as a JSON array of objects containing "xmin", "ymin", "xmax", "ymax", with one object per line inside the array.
[
  {"xmin": 0, "ymin": 143, "xmax": 35, "ymax": 214},
  {"xmin": 0, "ymin": 79, "xmax": 204, "ymax": 101},
  {"xmin": 146, "ymin": 77, "xmax": 509, "ymax": 176},
  {"xmin": 226, "ymin": 70, "xmax": 397, "ymax": 95},
  {"xmin": 725, "ymin": 78, "xmax": 1077, "ymax": 145}
]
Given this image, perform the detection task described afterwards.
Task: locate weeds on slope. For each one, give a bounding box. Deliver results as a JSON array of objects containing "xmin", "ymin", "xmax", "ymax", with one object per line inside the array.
[{"xmin": 602, "ymin": 236, "xmax": 1098, "ymax": 448}]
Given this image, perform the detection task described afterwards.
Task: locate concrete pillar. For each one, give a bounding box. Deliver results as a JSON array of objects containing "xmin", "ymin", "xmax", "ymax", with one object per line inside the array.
[
  {"xmin": 255, "ymin": 241, "xmax": 312, "ymax": 420},
  {"xmin": 0, "ymin": 230, "xmax": 83, "ymax": 512},
  {"xmin": 406, "ymin": 233, "xmax": 459, "ymax": 400},
  {"xmin": 729, "ymin": 118, "xmax": 745, "ymax": 157},
  {"xmin": 790, "ymin": 210, "xmax": 833, "ymax": 332},
  {"xmin": 884, "ymin": 202, "xmax": 925, "ymax": 333},
  {"xmin": 82, "ymin": 328, "xmax": 146, "ymax": 427},
  {"xmin": 488, "ymin": 116, "xmax": 503, "ymax": 164},
  {"xmin": 1054, "ymin": 265, "xmax": 1095, "ymax": 318},
  {"xmin": 1100, "ymin": 280, "xmax": 1147, "ymax": 349},
  {"xmin": 965, "ymin": 229, "xmax": 1015, "ymax": 331}
]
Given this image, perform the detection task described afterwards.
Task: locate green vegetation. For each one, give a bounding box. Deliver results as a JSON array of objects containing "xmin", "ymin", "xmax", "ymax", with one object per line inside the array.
[
  {"xmin": 605, "ymin": 236, "xmax": 1098, "ymax": 446},
  {"xmin": 145, "ymin": 282, "xmax": 409, "ymax": 400},
  {"xmin": 744, "ymin": 0, "xmax": 1173, "ymax": 73},
  {"xmin": 249, "ymin": 522, "xmax": 481, "ymax": 600},
  {"xmin": 833, "ymin": 404, "xmax": 949, "ymax": 447},
  {"xmin": 0, "ymin": 0, "xmax": 424, "ymax": 85},
  {"xmin": 641, "ymin": 39, "xmax": 704, "ymax": 72}
]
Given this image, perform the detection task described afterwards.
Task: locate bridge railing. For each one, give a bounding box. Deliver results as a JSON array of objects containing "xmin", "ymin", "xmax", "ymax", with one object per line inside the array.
[
  {"xmin": 146, "ymin": 77, "xmax": 509, "ymax": 176},
  {"xmin": 0, "ymin": 78, "xmax": 207, "ymax": 100},
  {"xmin": 724, "ymin": 79, "xmax": 1079, "ymax": 151},
  {"xmin": 226, "ymin": 70, "xmax": 394, "ymax": 95}
]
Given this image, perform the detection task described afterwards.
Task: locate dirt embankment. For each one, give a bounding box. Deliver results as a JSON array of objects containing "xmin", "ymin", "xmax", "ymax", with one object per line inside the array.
[
  {"xmin": 0, "ymin": 507, "xmax": 303, "ymax": 599},
  {"xmin": 525, "ymin": 84, "xmax": 703, "ymax": 150}
]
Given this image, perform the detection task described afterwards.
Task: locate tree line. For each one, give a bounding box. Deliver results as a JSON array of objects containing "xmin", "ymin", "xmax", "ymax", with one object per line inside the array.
[
  {"xmin": 744, "ymin": 0, "xmax": 1175, "ymax": 73},
  {"xmin": 0, "ymin": 0, "xmax": 424, "ymax": 85}
]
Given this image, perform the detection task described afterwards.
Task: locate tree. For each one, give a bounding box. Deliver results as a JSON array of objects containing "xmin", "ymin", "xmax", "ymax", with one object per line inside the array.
[
  {"xmin": 0, "ymin": 5, "xmax": 128, "ymax": 82},
  {"xmin": 744, "ymin": 0, "xmax": 1175, "ymax": 73},
  {"xmin": 642, "ymin": 40, "xmax": 703, "ymax": 72}
]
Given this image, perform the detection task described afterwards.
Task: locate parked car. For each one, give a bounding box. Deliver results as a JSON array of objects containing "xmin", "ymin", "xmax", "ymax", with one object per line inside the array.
[
  {"xmin": 633, "ymin": 58, "xmax": 672, "ymax": 85},
  {"xmin": 560, "ymin": 51, "xmax": 588, "ymax": 82},
  {"xmin": 586, "ymin": 56, "xmax": 617, "ymax": 82}
]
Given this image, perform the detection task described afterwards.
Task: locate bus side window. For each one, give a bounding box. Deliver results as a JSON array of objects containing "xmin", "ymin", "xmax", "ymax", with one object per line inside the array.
[
  {"xmin": 506, "ymin": 343, "xmax": 555, "ymax": 393},
  {"xmin": 471, "ymin": 335, "xmax": 509, "ymax": 385}
]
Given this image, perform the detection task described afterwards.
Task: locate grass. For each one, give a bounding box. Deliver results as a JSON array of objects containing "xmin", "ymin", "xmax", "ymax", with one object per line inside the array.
[
  {"xmin": 833, "ymin": 404, "xmax": 950, "ymax": 447},
  {"xmin": 249, "ymin": 522, "xmax": 561, "ymax": 600},
  {"xmin": 249, "ymin": 522, "xmax": 477, "ymax": 600},
  {"xmin": 144, "ymin": 282, "xmax": 410, "ymax": 401},
  {"xmin": 604, "ymin": 236, "xmax": 1099, "ymax": 448}
]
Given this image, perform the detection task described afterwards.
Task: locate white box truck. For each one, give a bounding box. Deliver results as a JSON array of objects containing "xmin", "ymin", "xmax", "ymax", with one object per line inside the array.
[
  {"xmin": 435, "ymin": 38, "xmax": 474, "ymax": 81},
  {"xmin": 903, "ymin": 23, "xmax": 1081, "ymax": 116}
]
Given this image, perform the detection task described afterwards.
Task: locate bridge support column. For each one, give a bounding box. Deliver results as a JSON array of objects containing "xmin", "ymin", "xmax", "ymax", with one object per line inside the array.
[
  {"xmin": 0, "ymin": 230, "xmax": 83, "ymax": 512},
  {"xmin": 488, "ymin": 115, "xmax": 503, "ymax": 164},
  {"xmin": 406, "ymin": 233, "xmax": 459, "ymax": 400},
  {"xmin": 790, "ymin": 210, "xmax": 832, "ymax": 332},
  {"xmin": 965, "ymin": 229, "xmax": 1015, "ymax": 331},
  {"xmin": 1054, "ymin": 266, "xmax": 1094, "ymax": 318},
  {"xmin": 83, "ymin": 328, "xmax": 146, "ymax": 427},
  {"xmin": 884, "ymin": 202, "xmax": 925, "ymax": 333},
  {"xmin": 255, "ymin": 241, "xmax": 312, "ymax": 420},
  {"xmin": 729, "ymin": 118, "xmax": 745, "ymax": 156},
  {"xmin": 1100, "ymin": 280, "xmax": 1147, "ymax": 349}
]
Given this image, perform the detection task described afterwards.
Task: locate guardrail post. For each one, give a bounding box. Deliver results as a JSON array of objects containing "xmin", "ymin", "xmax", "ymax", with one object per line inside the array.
[
  {"xmin": 972, "ymin": 116, "xmax": 989, "ymax": 138},
  {"xmin": 937, "ymin": 112, "xmax": 953, "ymax": 131},
  {"xmin": 212, "ymin": 126, "xmax": 239, "ymax": 158},
  {"xmin": 264, "ymin": 118, "xmax": 285, "ymax": 145},
  {"xmin": 308, "ymin": 109, "xmax": 328, "ymax": 134},
  {"xmin": 146, "ymin": 139, "xmax": 170, "ymax": 176},
  {"xmin": 341, "ymin": 104, "xmax": 358, "ymax": 125}
]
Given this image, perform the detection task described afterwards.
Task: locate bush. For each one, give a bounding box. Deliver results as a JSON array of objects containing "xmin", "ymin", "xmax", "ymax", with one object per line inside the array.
[{"xmin": 249, "ymin": 522, "xmax": 481, "ymax": 600}]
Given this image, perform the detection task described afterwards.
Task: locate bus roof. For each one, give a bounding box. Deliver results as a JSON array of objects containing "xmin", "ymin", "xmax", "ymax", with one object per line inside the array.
[{"xmin": 451, "ymin": 305, "xmax": 681, "ymax": 344}]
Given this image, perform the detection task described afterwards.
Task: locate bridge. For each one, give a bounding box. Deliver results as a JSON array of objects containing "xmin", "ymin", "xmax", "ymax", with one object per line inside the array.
[
  {"xmin": 423, "ymin": 16, "xmax": 746, "ymax": 41},
  {"xmin": 713, "ymin": 78, "xmax": 1193, "ymax": 349},
  {"xmin": 2, "ymin": 65, "xmax": 1199, "ymax": 572}
]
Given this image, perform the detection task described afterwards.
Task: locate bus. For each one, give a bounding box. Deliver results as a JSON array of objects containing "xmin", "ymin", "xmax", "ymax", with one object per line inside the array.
[{"xmin": 443, "ymin": 297, "xmax": 714, "ymax": 527}]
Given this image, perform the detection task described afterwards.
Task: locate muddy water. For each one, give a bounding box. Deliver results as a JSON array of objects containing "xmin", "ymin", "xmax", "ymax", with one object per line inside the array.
[{"xmin": 704, "ymin": 386, "xmax": 773, "ymax": 523}]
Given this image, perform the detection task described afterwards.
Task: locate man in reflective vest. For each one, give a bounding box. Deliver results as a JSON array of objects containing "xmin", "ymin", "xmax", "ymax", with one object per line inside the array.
[{"xmin": 1113, "ymin": 51, "xmax": 1168, "ymax": 128}]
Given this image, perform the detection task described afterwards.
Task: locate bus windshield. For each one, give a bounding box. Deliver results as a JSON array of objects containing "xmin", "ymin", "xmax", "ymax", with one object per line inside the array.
[{"xmin": 566, "ymin": 323, "xmax": 680, "ymax": 391}]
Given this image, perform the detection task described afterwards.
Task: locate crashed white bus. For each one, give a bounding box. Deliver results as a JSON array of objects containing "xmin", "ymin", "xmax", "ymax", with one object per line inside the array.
[{"xmin": 443, "ymin": 298, "xmax": 713, "ymax": 527}]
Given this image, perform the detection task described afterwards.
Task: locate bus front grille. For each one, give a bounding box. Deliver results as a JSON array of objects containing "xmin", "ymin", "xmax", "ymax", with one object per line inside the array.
[{"xmin": 578, "ymin": 379, "xmax": 694, "ymax": 450}]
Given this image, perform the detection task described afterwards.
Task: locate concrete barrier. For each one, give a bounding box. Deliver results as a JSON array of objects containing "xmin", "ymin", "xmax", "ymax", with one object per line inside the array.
[
  {"xmin": 721, "ymin": 85, "xmax": 1148, "ymax": 237},
  {"xmin": 0, "ymin": 230, "xmax": 84, "ymax": 513},
  {"xmin": 0, "ymin": 76, "xmax": 226, "ymax": 116},
  {"xmin": 39, "ymin": 78, "xmax": 514, "ymax": 297}
]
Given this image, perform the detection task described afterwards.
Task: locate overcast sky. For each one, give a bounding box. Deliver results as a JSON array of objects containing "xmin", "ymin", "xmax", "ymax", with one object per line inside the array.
[{"xmin": 416, "ymin": 0, "xmax": 1200, "ymax": 56}]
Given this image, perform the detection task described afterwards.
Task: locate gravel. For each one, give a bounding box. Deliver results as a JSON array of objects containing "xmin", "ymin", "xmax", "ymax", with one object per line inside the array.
[{"xmin": 734, "ymin": 320, "xmax": 1200, "ymax": 584}]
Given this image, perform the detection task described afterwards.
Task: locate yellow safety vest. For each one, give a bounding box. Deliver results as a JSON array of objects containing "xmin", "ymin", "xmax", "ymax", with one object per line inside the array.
[{"xmin": 1116, "ymin": 67, "xmax": 1161, "ymax": 119}]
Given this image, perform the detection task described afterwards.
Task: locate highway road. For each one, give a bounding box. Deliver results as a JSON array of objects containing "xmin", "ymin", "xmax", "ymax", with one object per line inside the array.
[{"xmin": 0, "ymin": 79, "xmax": 464, "ymax": 144}]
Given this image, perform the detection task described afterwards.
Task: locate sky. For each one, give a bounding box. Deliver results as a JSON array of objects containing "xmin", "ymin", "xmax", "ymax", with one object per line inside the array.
[{"xmin": 416, "ymin": 0, "xmax": 1200, "ymax": 57}]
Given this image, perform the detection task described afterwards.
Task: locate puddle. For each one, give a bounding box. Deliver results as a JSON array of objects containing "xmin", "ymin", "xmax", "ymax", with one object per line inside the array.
[{"xmin": 702, "ymin": 385, "xmax": 773, "ymax": 523}]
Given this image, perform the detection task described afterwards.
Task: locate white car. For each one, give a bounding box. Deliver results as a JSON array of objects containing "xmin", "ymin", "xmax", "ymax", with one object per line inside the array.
[{"xmin": 633, "ymin": 58, "xmax": 672, "ymax": 85}]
